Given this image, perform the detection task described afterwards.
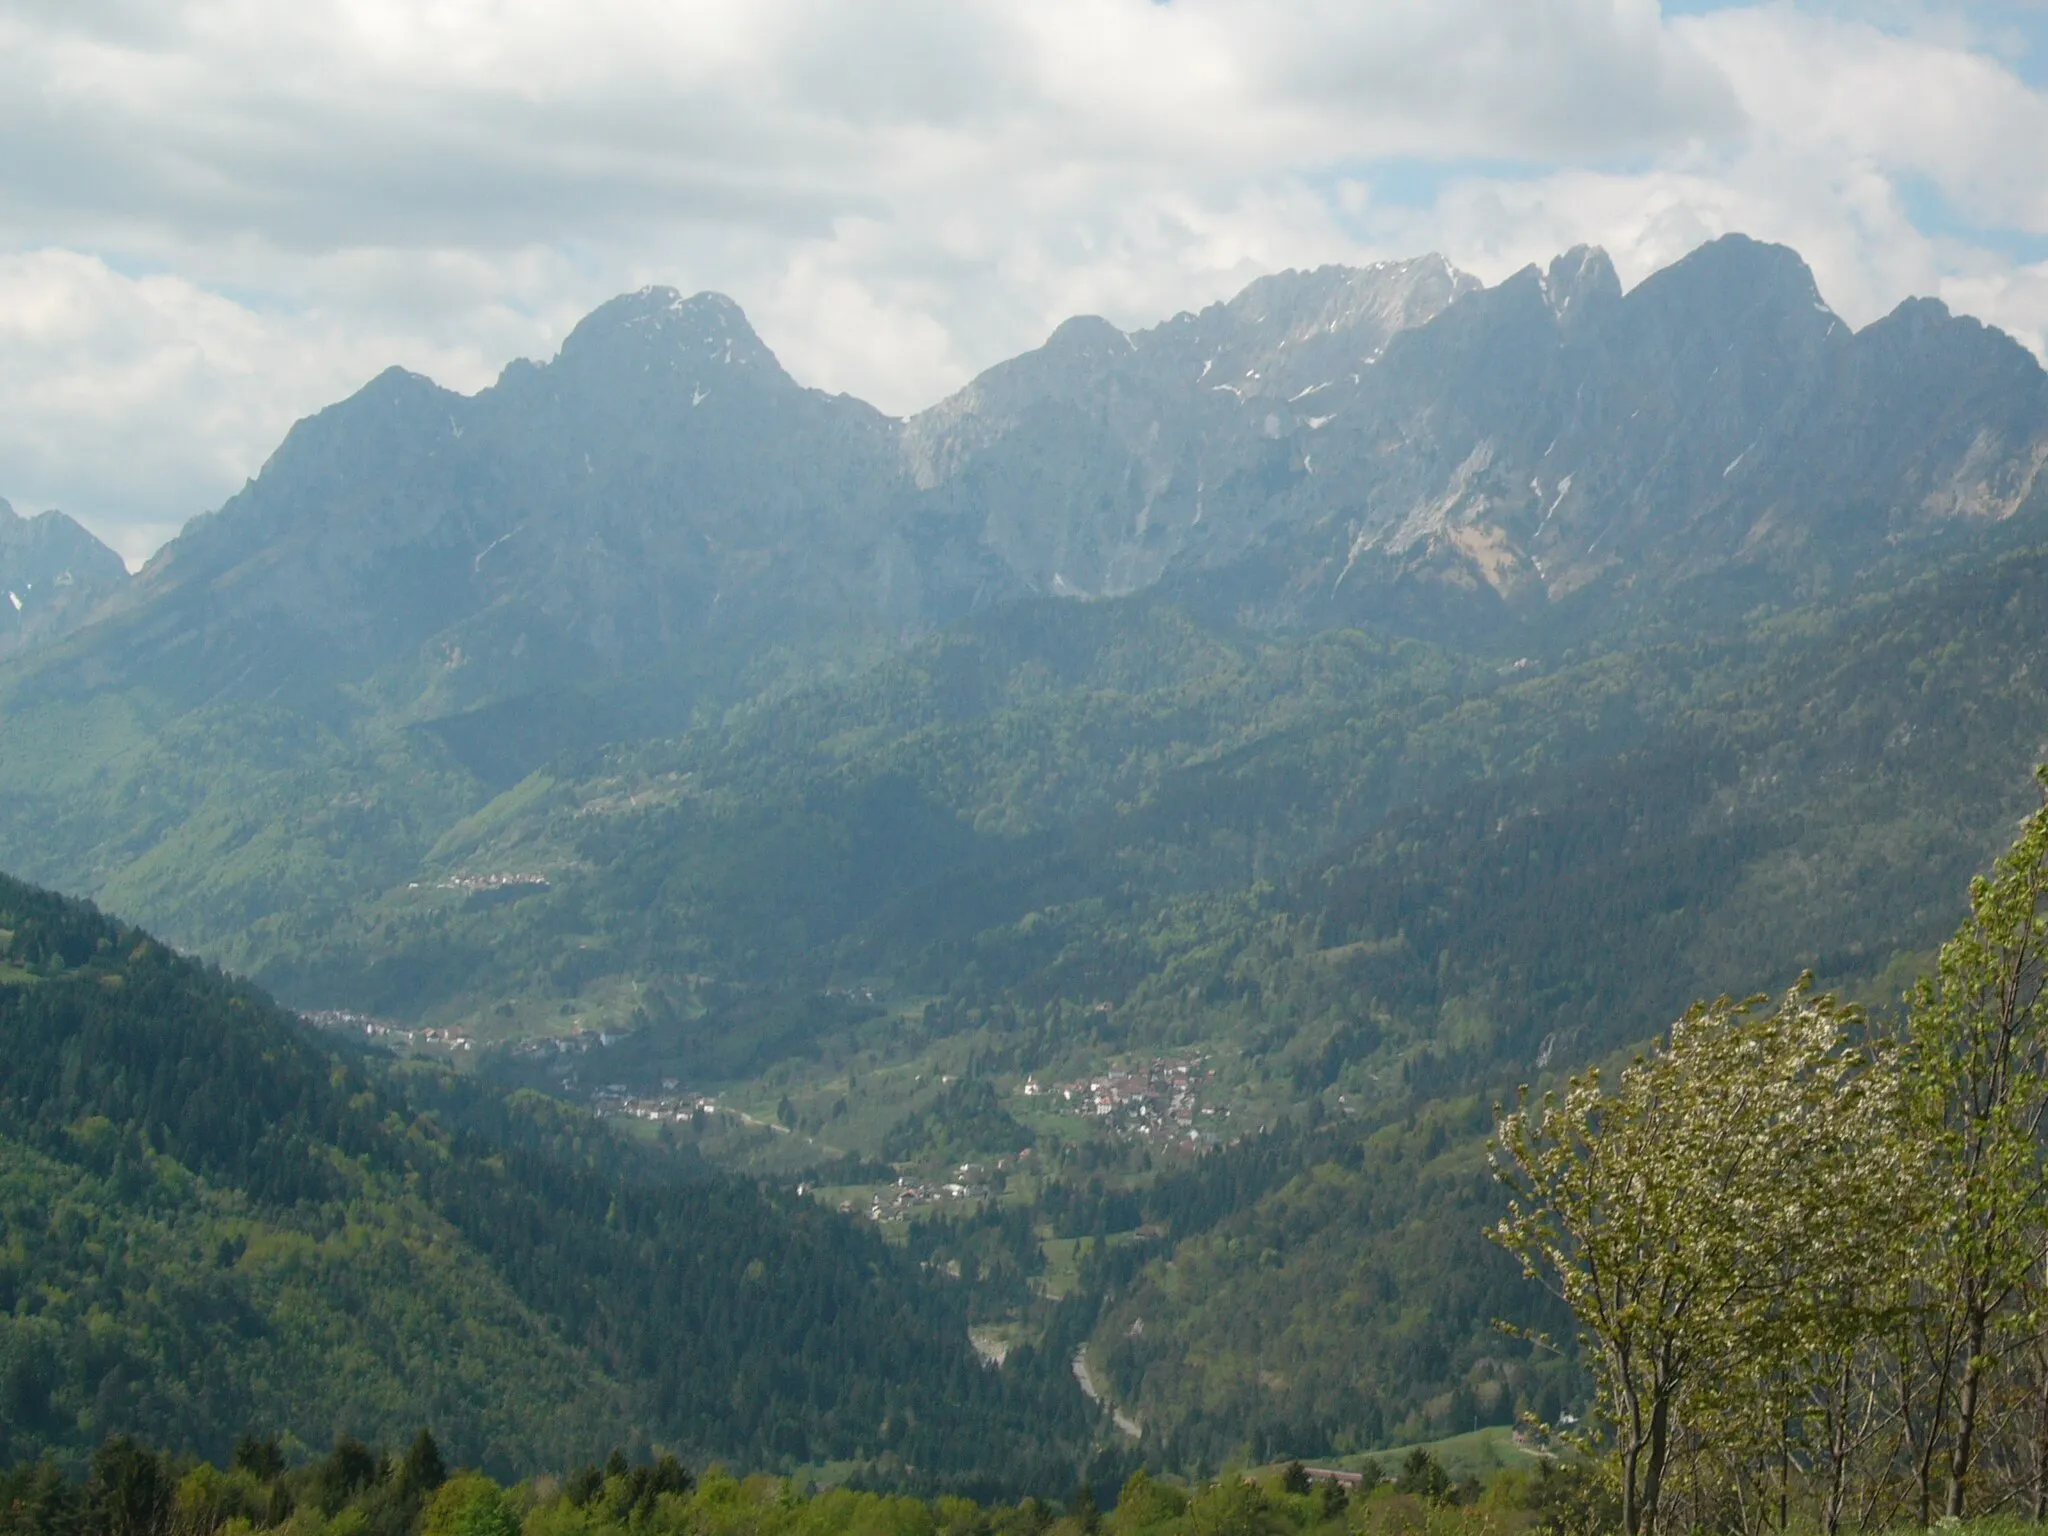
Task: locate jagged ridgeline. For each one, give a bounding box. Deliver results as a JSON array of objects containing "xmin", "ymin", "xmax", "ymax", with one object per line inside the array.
[
  {"xmin": 1, "ymin": 233, "xmax": 2043, "ymax": 1025},
  {"xmin": 0, "ymin": 874, "xmax": 1097, "ymax": 1480}
]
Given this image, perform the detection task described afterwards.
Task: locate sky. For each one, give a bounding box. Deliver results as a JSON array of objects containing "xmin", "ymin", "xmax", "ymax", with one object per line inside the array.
[{"xmin": 6, "ymin": 1, "xmax": 2048, "ymax": 567}]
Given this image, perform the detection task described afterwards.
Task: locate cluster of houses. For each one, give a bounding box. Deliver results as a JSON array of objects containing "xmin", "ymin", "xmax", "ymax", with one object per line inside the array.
[
  {"xmin": 849, "ymin": 1163, "xmax": 1008, "ymax": 1221},
  {"xmin": 440, "ymin": 871, "xmax": 551, "ymax": 901},
  {"xmin": 508, "ymin": 1025, "xmax": 625, "ymax": 1058},
  {"xmin": 840, "ymin": 1150, "xmax": 1039, "ymax": 1222},
  {"xmin": 507, "ymin": 1026, "xmax": 638, "ymax": 1093},
  {"xmin": 821, "ymin": 983, "xmax": 881, "ymax": 1005},
  {"xmin": 1023, "ymin": 1055, "xmax": 1213, "ymax": 1144},
  {"xmin": 588, "ymin": 1081, "xmax": 723, "ymax": 1123},
  {"xmin": 401, "ymin": 871, "xmax": 552, "ymax": 899},
  {"xmin": 300, "ymin": 1010, "xmax": 473, "ymax": 1051}
]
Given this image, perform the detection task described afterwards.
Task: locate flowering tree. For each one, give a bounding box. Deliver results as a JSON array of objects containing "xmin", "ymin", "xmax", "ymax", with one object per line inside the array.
[
  {"xmin": 1901, "ymin": 771, "xmax": 2048, "ymax": 1520},
  {"xmin": 1491, "ymin": 984, "xmax": 1913, "ymax": 1536}
]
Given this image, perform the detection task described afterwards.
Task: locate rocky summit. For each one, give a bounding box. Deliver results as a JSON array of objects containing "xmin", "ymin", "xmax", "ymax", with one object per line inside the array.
[
  {"xmin": 907, "ymin": 236, "xmax": 2048, "ymax": 633},
  {"xmin": 0, "ymin": 498, "xmax": 128, "ymax": 661}
]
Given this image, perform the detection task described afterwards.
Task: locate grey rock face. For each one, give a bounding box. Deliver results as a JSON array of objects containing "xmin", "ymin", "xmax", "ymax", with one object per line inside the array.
[
  {"xmin": 0, "ymin": 499, "xmax": 128, "ymax": 660},
  {"xmin": 901, "ymin": 255, "xmax": 1479, "ymax": 599},
  {"xmin": 909, "ymin": 235, "xmax": 2048, "ymax": 631},
  {"xmin": 84, "ymin": 289, "xmax": 935, "ymax": 716}
]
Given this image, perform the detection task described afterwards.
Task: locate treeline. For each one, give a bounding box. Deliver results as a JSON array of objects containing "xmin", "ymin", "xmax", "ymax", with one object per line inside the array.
[
  {"xmin": 1494, "ymin": 768, "xmax": 2048, "ymax": 1535},
  {"xmin": 0, "ymin": 1431, "xmax": 1614, "ymax": 1536}
]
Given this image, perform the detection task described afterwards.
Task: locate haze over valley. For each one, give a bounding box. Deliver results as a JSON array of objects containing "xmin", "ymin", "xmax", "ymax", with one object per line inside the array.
[
  {"xmin": 5, "ymin": 227, "xmax": 2048, "ymax": 1491},
  {"xmin": 14, "ymin": 3, "xmax": 2048, "ymax": 1526}
]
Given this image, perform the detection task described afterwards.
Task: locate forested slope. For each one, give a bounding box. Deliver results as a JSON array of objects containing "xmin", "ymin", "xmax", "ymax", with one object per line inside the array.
[
  {"xmin": 1040, "ymin": 549, "xmax": 2048, "ymax": 1459},
  {"xmin": 0, "ymin": 876, "xmax": 1096, "ymax": 1481},
  {"xmin": 238, "ymin": 532, "xmax": 2047, "ymax": 1084}
]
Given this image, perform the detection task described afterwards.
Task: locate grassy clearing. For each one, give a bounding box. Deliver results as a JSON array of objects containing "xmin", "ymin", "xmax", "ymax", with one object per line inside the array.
[{"xmin": 1036, "ymin": 1231, "xmax": 1142, "ymax": 1300}]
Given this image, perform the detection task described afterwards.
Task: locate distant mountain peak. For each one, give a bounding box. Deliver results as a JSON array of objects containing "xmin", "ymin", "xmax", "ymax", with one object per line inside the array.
[
  {"xmin": 0, "ymin": 497, "xmax": 125, "ymax": 567},
  {"xmin": 1042, "ymin": 313, "xmax": 1133, "ymax": 357},
  {"xmin": 1855, "ymin": 294, "xmax": 2046, "ymax": 389},
  {"xmin": 1874, "ymin": 294, "xmax": 1963, "ymax": 337},
  {"xmin": 30, "ymin": 231, "xmax": 2046, "ymax": 720},
  {"xmin": 1643, "ymin": 233, "xmax": 1836, "ymax": 326},
  {"xmin": 0, "ymin": 496, "xmax": 129, "ymax": 659},
  {"xmin": 621, "ymin": 285, "xmax": 749, "ymax": 331},
  {"xmin": 555, "ymin": 286, "xmax": 789, "ymax": 383},
  {"xmin": 363, "ymin": 364, "xmax": 451, "ymax": 402},
  {"xmin": 1225, "ymin": 255, "xmax": 1479, "ymax": 349},
  {"xmin": 1542, "ymin": 245, "xmax": 1621, "ymax": 321}
]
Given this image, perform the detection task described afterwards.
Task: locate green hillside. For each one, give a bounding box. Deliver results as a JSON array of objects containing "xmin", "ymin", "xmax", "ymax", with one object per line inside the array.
[
  {"xmin": 0, "ymin": 875, "xmax": 1100, "ymax": 1483},
  {"xmin": 120, "ymin": 537, "xmax": 2039, "ymax": 1090}
]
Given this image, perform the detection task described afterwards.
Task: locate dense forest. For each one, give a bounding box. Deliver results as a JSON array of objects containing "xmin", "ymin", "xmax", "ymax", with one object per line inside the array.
[
  {"xmin": 200, "ymin": 533, "xmax": 2048, "ymax": 1106},
  {"xmin": 14, "ymin": 783, "xmax": 2048, "ymax": 1528}
]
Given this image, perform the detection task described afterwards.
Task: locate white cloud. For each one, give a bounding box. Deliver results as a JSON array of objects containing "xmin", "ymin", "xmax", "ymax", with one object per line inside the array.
[
  {"xmin": 0, "ymin": 247, "xmax": 574, "ymax": 566},
  {"xmin": 0, "ymin": 0, "xmax": 2043, "ymax": 561},
  {"xmin": 0, "ymin": 250, "xmax": 287, "ymax": 568}
]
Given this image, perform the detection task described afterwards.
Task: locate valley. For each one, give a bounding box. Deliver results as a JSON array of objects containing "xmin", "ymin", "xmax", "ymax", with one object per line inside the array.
[{"xmin": 5, "ymin": 232, "xmax": 2048, "ymax": 1488}]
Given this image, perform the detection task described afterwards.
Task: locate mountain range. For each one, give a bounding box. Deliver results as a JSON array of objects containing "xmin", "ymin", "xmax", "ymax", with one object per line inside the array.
[
  {"xmin": 7, "ymin": 231, "xmax": 2048, "ymax": 1474},
  {"xmin": 18, "ymin": 235, "xmax": 2046, "ymax": 709}
]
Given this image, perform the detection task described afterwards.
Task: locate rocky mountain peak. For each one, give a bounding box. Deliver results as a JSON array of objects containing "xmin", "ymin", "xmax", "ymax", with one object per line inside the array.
[
  {"xmin": 903, "ymin": 314, "xmax": 1143, "ymax": 474},
  {"xmin": 1847, "ymin": 295, "xmax": 2046, "ymax": 385},
  {"xmin": 553, "ymin": 286, "xmax": 791, "ymax": 387},
  {"xmin": 0, "ymin": 497, "xmax": 129, "ymax": 660},
  {"xmin": 1630, "ymin": 233, "xmax": 1839, "ymax": 342},
  {"xmin": 1542, "ymin": 245, "xmax": 1621, "ymax": 323},
  {"xmin": 1226, "ymin": 254, "xmax": 1479, "ymax": 351},
  {"xmin": 29, "ymin": 233, "xmax": 2048, "ymax": 722},
  {"xmin": 1041, "ymin": 314, "xmax": 1135, "ymax": 362},
  {"xmin": 1856, "ymin": 295, "xmax": 2043, "ymax": 377}
]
